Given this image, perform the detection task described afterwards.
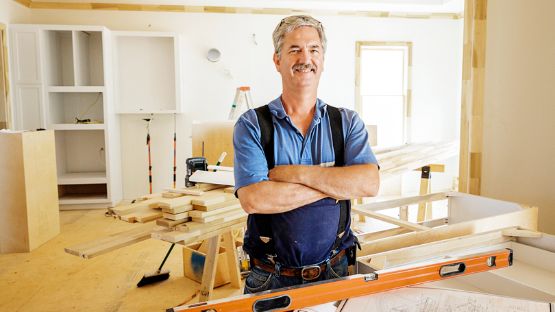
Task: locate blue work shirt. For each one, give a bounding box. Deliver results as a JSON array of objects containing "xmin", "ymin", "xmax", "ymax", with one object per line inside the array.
[{"xmin": 233, "ymin": 96, "xmax": 377, "ymax": 267}]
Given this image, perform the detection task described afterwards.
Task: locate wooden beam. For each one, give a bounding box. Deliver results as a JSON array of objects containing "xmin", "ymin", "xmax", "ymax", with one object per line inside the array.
[
  {"xmin": 222, "ymin": 232, "xmax": 241, "ymax": 289},
  {"xmin": 199, "ymin": 235, "xmax": 221, "ymax": 302},
  {"xmin": 459, "ymin": 0, "xmax": 488, "ymax": 194}
]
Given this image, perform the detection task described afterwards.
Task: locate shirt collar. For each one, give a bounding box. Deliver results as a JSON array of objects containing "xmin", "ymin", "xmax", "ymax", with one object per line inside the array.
[{"xmin": 268, "ymin": 96, "xmax": 326, "ymax": 120}]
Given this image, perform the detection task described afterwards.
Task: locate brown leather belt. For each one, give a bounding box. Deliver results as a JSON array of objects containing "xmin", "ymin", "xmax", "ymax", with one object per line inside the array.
[{"xmin": 251, "ymin": 249, "xmax": 346, "ymax": 281}]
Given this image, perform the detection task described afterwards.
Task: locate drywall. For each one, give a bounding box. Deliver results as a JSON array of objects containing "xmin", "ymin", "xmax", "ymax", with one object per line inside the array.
[
  {"xmin": 24, "ymin": 10, "xmax": 463, "ymax": 199},
  {"xmin": 481, "ymin": 0, "xmax": 555, "ymax": 234}
]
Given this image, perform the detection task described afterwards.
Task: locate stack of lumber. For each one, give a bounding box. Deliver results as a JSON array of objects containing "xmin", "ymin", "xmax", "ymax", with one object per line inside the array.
[
  {"xmin": 375, "ymin": 141, "xmax": 458, "ymax": 181},
  {"xmin": 109, "ymin": 184, "xmax": 246, "ymax": 245}
]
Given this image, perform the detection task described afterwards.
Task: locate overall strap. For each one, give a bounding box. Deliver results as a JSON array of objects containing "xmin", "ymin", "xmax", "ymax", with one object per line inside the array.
[
  {"xmin": 327, "ymin": 106, "xmax": 349, "ymax": 252},
  {"xmin": 253, "ymin": 105, "xmax": 275, "ymax": 256}
]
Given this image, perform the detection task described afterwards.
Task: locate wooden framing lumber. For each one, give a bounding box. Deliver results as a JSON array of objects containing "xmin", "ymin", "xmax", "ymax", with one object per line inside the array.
[
  {"xmin": 162, "ymin": 192, "xmax": 184, "ymax": 199},
  {"xmin": 191, "ymin": 194, "xmax": 234, "ymax": 207},
  {"xmin": 193, "ymin": 199, "xmax": 240, "ymax": 212},
  {"xmin": 162, "ymin": 204, "xmax": 193, "ymax": 214},
  {"xmin": 162, "ymin": 212, "xmax": 189, "ymax": 221},
  {"xmin": 191, "ymin": 210, "xmax": 246, "ymax": 224},
  {"xmin": 158, "ymin": 196, "xmax": 193, "ymax": 209},
  {"xmin": 189, "ymin": 204, "xmax": 242, "ymax": 218},
  {"xmin": 120, "ymin": 210, "xmax": 163, "ymax": 223},
  {"xmin": 351, "ymin": 208, "xmax": 429, "ymax": 232},
  {"xmin": 156, "ymin": 218, "xmax": 188, "ymax": 228},
  {"xmin": 153, "ymin": 217, "xmax": 247, "ymax": 244},
  {"xmin": 359, "ymin": 206, "xmax": 538, "ymax": 257},
  {"xmin": 109, "ymin": 198, "xmax": 162, "ymax": 216},
  {"xmin": 65, "ymin": 223, "xmax": 158, "ymax": 259}
]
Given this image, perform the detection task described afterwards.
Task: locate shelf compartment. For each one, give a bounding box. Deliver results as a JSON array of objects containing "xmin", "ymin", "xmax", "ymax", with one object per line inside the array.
[
  {"xmin": 58, "ymin": 183, "xmax": 108, "ymax": 205},
  {"xmin": 48, "ymin": 92, "xmax": 104, "ymax": 125},
  {"xmin": 54, "ymin": 130, "xmax": 106, "ymax": 177},
  {"xmin": 115, "ymin": 34, "xmax": 178, "ymax": 113},
  {"xmin": 58, "ymin": 172, "xmax": 107, "ymax": 185},
  {"xmin": 73, "ymin": 30, "xmax": 104, "ymax": 86},
  {"xmin": 44, "ymin": 30, "xmax": 75, "ymax": 86}
]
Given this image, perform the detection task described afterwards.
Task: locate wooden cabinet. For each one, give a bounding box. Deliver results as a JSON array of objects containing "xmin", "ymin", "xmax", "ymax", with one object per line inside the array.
[
  {"xmin": 0, "ymin": 130, "xmax": 59, "ymax": 253},
  {"xmin": 9, "ymin": 25, "xmax": 122, "ymax": 208}
]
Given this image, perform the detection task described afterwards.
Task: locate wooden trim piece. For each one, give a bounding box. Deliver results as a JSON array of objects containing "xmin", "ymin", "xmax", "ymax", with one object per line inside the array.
[
  {"xmin": 222, "ymin": 231, "xmax": 241, "ymax": 288},
  {"xmin": 354, "ymin": 192, "xmax": 448, "ymax": 212},
  {"xmin": 352, "ymin": 208, "xmax": 429, "ymax": 232},
  {"xmin": 359, "ymin": 206, "xmax": 537, "ymax": 257},
  {"xmin": 458, "ymin": 0, "xmax": 488, "ymax": 195},
  {"xmin": 0, "ymin": 24, "xmax": 10, "ymax": 129},
  {"xmin": 360, "ymin": 228, "xmax": 515, "ymax": 270},
  {"xmin": 22, "ymin": 1, "xmax": 462, "ymax": 19}
]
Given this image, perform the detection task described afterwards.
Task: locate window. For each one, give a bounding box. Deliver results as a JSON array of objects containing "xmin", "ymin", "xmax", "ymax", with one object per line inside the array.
[{"xmin": 356, "ymin": 42, "xmax": 411, "ymax": 148}]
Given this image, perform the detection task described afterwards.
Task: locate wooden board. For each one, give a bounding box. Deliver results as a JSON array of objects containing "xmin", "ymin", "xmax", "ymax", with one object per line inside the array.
[
  {"xmin": 189, "ymin": 204, "xmax": 242, "ymax": 218},
  {"xmin": 120, "ymin": 210, "xmax": 163, "ymax": 223},
  {"xmin": 158, "ymin": 196, "xmax": 193, "ymax": 209},
  {"xmin": 191, "ymin": 194, "xmax": 231, "ymax": 207},
  {"xmin": 161, "ymin": 204, "xmax": 193, "ymax": 214},
  {"xmin": 162, "ymin": 212, "xmax": 189, "ymax": 221},
  {"xmin": 0, "ymin": 131, "xmax": 60, "ymax": 252},
  {"xmin": 65, "ymin": 223, "xmax": 157, "ymax": 259},
  {"xmin": 191, "ymin": 210, "xmax": 246, "ymax": 224},
  {"xmin": 156, "ymin": 218, "xmax": 188, "ymax": 228},
  {"xmin": 193, "ymin": 199, "xmax": 240, "ymax": 212}
]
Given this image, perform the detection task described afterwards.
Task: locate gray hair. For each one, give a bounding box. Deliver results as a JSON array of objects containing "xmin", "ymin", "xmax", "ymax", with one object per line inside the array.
[{"xmin": 272, "ymin": 15, "xmax": 327, "ymax": 58}]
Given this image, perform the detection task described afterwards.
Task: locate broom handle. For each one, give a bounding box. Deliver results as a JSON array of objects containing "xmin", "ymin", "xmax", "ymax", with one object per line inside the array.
[{"xmin": 158, "ymin": 243, "xmax": 175, "ymax": 271}]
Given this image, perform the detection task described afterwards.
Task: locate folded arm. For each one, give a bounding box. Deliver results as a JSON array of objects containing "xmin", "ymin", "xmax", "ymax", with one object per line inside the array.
[
  {"xmin": 269, "ymin": 163, "xmax": 379, "ymax": 200},
  {"xmin": 237, "ymin": 180, "xmax": 328, "ymax": 214}
]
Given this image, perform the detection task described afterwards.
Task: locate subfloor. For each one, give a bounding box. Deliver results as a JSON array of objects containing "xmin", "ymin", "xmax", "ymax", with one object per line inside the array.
[{"xmin": 0, "ymin": 209, "xmax": 243, "ymax": 312}]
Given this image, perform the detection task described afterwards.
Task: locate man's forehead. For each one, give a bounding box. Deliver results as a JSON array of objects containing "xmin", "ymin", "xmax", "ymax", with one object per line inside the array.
[{"xmin": 283, "ymin": 27, "xmax": 321, "ymax": 44}]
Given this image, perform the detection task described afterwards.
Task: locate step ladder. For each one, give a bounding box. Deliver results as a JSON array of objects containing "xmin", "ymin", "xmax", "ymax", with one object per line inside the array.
[{"xmin": 228, "ymin": 86, "xmax": 254, "ymax": 120}]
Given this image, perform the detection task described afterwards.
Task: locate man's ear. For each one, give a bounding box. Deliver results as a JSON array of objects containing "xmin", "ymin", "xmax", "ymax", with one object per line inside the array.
[{"xmin": 273, "ymin": 53, "xmax": 280, "ymax": 71}]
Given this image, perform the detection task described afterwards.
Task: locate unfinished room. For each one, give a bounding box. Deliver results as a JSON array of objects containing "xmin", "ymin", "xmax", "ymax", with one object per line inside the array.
[{"xmin": 1, "ymin": 0, "xmax": 554, "ymax": 310}]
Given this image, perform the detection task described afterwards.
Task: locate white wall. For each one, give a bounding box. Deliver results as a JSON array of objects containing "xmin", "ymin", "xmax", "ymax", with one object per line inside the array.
[
  {"xmin": 482, "ymin": 0, "xmax": 555, "ymax": 234},
  {"xmin": 26, "ymin": 10, "xmax": 463, "ymax": 199}
]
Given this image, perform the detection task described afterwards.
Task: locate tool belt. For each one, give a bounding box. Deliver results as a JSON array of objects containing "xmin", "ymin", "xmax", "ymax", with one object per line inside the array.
[{"xmin": 251, "ymin": 249, "xmax": 346, "ymax": 281}]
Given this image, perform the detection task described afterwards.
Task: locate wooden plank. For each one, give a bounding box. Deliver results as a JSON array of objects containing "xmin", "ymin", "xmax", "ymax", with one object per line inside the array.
[
  {"xmin": 120, "ymin": 210, "xmax": 163, "ymax": 223},
  {"xmin": 162, "ymin": 192, "xmax": 184, "ymax": 199},
  {"xmin": 156, "ymin": 218, "xmax": 188, "ymax": 228},
  {"xmin": 352, "ymin": 208, "xmax": 429, "ymax": 232},
  {"xmin": 360, "ymin": 228, "xmax": 515, "ymax": 270},
  {"xmin": 154, "ymin": 217, "xmax": 247, "ymax": 244},
  {"xmin": 162, "ymin": 204, "xmax": 194, "ymax": 214},
  {"xmin": 192, "ymin": 210, "xmax": 246, "ymax": 224},
  {"xmin": 162, "ymin": 212, "xmax": 189, "ymax": 221},
  {"xmin": 177, "ymin": 217, "xmax": 246, "ymax": 234},
  {"xmin": 189, "ymin": 170, "xmax": 234, "ymax": 186},
  {"xmin": 189, "ymin": 204, "xmax": 241, "ymax": 218},
  {"xmin": 502, "ymin": 228, "xmax": 542, "ymax": 238},
  {"xmin": 64, "ymin": 223, "xmax": 157, "ymax": 259},
  {"xmin": 199, "ymin": 235, "xmax": 221, "ymax": 302},
  {"xmin": 158, "ymin": 196, "xmax": 193, "ymax": 209},
  {"xmin": 359, "ymin": 206, "xmax": 538, "ymax": 257},
  {"xmin": 222, "ymin": 231, "xmax": 241, "ymax": 288},
  {"xmin": 193, "ymin": 199, "xmax": 240, "ymax": 212},
  {"xmin": 109, "ymin": 198, "xmax": 162, "ymax": 216},
  {"xmin": 191, "ymin": 194, "xmax": 230, "ymax": 207},
  {"xmin": 354, "ymin": 192, "xmax": 448, "ymax": 212}
]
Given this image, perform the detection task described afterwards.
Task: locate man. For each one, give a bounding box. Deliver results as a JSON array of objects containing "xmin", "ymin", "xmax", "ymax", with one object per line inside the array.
[{"xmin": 233, "ymin": 15, "xmax": 380, "ymax": 293}]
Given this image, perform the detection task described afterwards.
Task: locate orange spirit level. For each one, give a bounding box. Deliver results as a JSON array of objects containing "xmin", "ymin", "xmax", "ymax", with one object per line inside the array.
[{"xmin": 170, "ymin": 248, "xmax": 513, "ymax": 312}]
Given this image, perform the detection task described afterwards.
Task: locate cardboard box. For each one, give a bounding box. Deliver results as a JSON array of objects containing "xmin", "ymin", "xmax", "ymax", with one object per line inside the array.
[{"xmin": 182, "ymin": 241, "xmax": 232, "ymax": 287}]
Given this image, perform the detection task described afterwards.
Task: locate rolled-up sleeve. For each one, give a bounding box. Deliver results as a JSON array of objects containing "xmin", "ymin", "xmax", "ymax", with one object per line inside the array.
[
  {"xmin": 342, "ymin": 109, "xmax": 378, "ymax": 166},
  {"xmin": 233, "ymin": 111, "xmax": 270, "ymax": 192}
]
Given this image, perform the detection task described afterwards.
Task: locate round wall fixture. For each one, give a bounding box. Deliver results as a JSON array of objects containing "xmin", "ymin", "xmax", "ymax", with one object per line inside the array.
[{"xmin": 206, "ymin": 48, "xmax": 221, "ymax": 62}]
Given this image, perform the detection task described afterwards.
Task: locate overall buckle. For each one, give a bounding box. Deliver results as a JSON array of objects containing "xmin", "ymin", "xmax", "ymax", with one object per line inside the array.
[{"xmin": 301, "ymin": 265, "xmax": 322, "ymax": 281}]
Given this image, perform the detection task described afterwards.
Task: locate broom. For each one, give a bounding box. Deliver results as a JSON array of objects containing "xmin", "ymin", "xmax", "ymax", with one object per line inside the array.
[{"xmin": 137, "ymin": 243, "xmax": 175, "ymax": 287}]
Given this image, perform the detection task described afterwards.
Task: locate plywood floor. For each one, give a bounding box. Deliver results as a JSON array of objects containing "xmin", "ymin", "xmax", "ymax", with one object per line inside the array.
[{"xmin": 0, "ymin": 209, "xmax": 243, "ymax": 312}]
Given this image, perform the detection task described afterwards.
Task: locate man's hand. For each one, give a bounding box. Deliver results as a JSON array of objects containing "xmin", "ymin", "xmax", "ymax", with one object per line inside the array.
[{"xmin": 269, "ymin": 164, "xmax": 379, "ymax": 199}]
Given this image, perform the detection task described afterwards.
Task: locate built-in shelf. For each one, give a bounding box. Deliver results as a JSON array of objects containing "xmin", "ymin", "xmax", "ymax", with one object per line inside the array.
[
  {"xmin": 47, "ymin": 86, "xmax": 105, "ymax": 93},
  {"xmin": 58, "ymin": 172, "xmax": 107, "ymax": 185},
  {"xmin": 116, "ymin": 110, "xmax": 180, "ymax": 115},
  {"xmin": 51, "ymin": 124, "xmax": 105, "ymax": 130},
  {"xmin": 59, "ymin": 195, "xmax": 111, "ymax": 205}
]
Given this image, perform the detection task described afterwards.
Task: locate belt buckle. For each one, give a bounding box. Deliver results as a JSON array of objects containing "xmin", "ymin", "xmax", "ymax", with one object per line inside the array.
[{"xmin": 301, "ymin": 265, "xmax": 321, "ymax": 281}]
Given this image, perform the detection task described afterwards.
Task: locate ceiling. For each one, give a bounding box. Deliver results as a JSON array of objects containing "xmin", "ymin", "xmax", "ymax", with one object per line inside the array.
[{"xmin": 28, "ymin": 0, "xmax": 465, "ymax": 13}]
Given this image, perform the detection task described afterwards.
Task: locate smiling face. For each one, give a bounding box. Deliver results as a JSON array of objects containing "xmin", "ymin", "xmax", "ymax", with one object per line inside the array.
[{"xmin": 273, "ymin": 26, "xmax": 324, "ymax": 94}]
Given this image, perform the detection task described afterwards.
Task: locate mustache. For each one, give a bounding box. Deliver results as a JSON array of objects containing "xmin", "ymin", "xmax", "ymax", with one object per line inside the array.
[{"xmin": 292, "ymin": 63, "xmax": 316, "ymax": 71}]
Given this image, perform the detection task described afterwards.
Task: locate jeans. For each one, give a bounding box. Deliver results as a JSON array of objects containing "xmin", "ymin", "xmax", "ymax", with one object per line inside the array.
[{"xmin": 243, "ymin": 254, "xmax": 349, "ymax": 294}]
